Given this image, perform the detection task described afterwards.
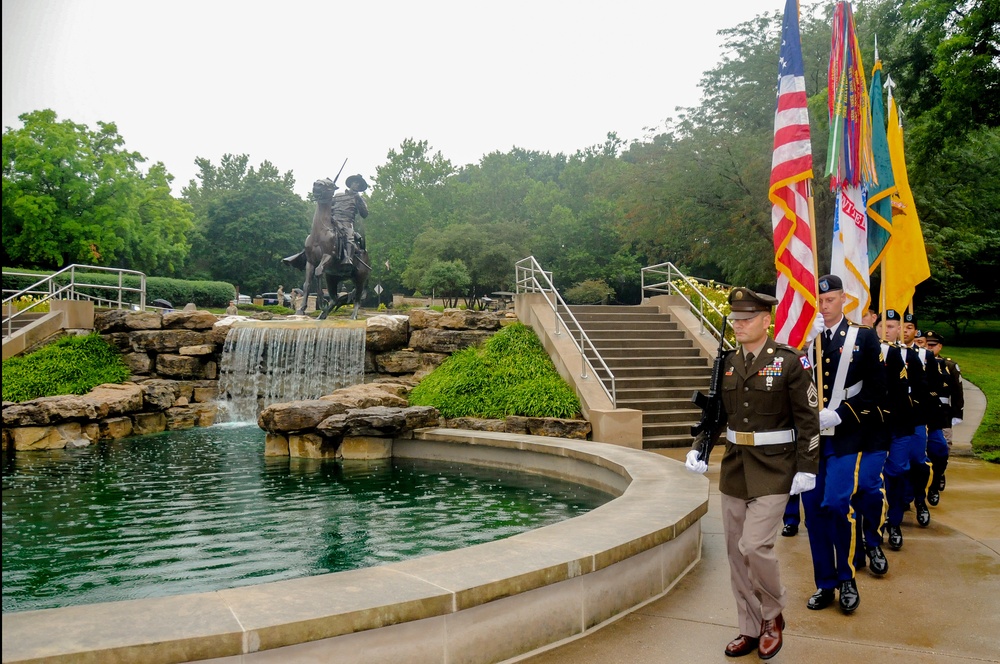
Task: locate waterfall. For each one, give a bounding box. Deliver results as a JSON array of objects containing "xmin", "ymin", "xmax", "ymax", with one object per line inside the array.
[{"xmin": 217, "ymin": 321, "xmax": 366, "ymax": 422}]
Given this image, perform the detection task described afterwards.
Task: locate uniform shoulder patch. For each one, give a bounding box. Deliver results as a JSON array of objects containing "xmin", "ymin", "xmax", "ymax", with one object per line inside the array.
[{"xmin": 800, "ymin": 355, "xmax": 812, "ymax": 370}]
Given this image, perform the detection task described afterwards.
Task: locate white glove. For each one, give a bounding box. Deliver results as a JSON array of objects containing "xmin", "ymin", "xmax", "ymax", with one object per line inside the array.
[
  {"xmin": 819, "ymin": 408, "xmax": 842, "ymax": 429},
  {"xmin": 806, "ymin": 311, "xmax": 825, "ymax": 342},
  {"xmin": 951, "ymin": 418, "xmax": 963, "ymax": 427},
  {"xmin": 790, "ymin": 472, "xmax": 817, "ymax": 495},
  {"xmin": 685, "ymin": 449, "xmax": 708, "ymax": 474}
]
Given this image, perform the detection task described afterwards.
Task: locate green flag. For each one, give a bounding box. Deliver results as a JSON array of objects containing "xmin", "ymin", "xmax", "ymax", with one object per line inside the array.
[{"xmin": 867, "ymin": 59, "xmax": 895, "ymax": 272}]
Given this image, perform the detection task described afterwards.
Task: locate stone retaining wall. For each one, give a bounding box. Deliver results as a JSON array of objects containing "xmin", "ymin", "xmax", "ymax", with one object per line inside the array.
[{"xmin": 2, "ymin": 307, "xmax": 591, "ymax": 453}]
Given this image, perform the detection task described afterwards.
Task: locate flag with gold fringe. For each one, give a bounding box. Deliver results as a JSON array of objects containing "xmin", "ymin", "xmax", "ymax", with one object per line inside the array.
[
  {"xmin": 826, "ymin": 1, "xmax": 872, "ymax": 321},
  {"xmin": 866, "ymin": 55, "xmax": 896, "ymax": 273},
  {"xmin": 882, "ymin": 90, "xmax": 930, "ymax": 313},
  {"xmin": 770, "ymin": 0, "xmax": 818, "ymax": 348}
]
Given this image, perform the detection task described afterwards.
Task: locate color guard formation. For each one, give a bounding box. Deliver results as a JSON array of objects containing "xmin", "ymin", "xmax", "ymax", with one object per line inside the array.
[{"xmin": 686, "ymin": 275, "xmax": 964, "ymax": 659}]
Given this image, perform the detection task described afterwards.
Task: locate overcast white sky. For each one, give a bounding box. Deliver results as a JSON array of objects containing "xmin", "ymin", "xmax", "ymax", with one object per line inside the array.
[{"xmin": 3, "ymin": 0, "xmax": 783, "ymax": 197}]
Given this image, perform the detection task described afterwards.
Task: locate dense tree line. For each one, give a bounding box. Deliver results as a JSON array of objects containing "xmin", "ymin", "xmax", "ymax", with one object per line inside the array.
[{"xmin": 3, "ymin": 0, "xmax": 996, "ymax": 322}]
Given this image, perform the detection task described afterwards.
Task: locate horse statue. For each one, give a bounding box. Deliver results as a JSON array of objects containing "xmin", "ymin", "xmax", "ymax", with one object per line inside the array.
[{"xmin": 282, "ymin": 178, "xmax": 370, "ymax": 320}]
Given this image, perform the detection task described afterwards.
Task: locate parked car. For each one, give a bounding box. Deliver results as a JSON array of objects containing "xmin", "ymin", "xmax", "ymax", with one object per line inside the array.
[{"xmin": 259, "ymin": 292, "xmax": 292, "ymax": 307}]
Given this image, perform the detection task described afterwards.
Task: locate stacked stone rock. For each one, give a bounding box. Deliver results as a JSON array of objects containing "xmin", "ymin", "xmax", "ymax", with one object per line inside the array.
[{"xmin": 2, "ymin": 307, "xmax": 591, "ymax": 454}]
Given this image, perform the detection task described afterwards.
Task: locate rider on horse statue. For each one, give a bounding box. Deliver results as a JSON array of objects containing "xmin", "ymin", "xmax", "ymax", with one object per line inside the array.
[{"xmin": 320, "ymin": 174, "xmax": 368, "ymax": 275}]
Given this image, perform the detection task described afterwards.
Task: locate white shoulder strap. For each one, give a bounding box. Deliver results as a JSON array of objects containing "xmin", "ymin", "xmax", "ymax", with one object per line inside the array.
[{"xmin": 828, "ymin": 325, "xmax": 860, "ymax": 412}]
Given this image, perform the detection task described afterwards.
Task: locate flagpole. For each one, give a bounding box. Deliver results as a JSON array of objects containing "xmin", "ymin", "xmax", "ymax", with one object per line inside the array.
[{"xmin": 807, "ymin": 181, "xmax": 824, "ymax": 408}]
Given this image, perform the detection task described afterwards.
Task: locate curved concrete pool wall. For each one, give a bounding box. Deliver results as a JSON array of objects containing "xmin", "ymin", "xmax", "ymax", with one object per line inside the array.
[{"xmin": 2, "ymin": 429, "xmax": 709, "ymax": 664}]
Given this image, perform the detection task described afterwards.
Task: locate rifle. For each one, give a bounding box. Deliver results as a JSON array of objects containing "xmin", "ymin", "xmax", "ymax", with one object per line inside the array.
[
  {"xmin": 690, "ymin": 316, "xmax": 729, "ymax": 462},
  {"xmin": 331, "ymin": 157, "xmax": 348, "ymax": 186}
]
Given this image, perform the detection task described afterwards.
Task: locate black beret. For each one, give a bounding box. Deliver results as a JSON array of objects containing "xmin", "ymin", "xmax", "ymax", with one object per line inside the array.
[
  {"xmin": 874, "ymin": 309, "xmax": 900, "ymax": 325},
  {"xmin": 818, "ymin": 274, "xmax": 843, "ymax": 293},
  {"xmin": 903, "ymin": 311, "xmax": 917, "ymax": 325}
]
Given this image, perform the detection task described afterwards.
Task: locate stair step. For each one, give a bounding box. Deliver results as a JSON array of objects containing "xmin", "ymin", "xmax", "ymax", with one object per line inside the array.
[
  {"xmin": 616, "ymin": 376, "xmax": 710, "ymax": 389},
  {"xmin": 642, "ymin": 434, "xmax": 696, "ymax": 449},
  {"xmin": 641, "ymin": 409, "xmax": 704, "ymax": 423},
  {"xmin": 590, "ymin": 341, "xmax": 697, "ymax": 352},
  {"xmin": 643, "ymin": 422, "xmax": 697, "ymax": 437},
  {"xmin": 585, "ymin": 329, "xmax": 687, "ymax": 340},
  {"xmin": 608, "ymin": 366, "xmax": 711, "ymax": 378},
  {"xmin": 601, "ymin": 356, "xmax": 709, "ymax": 368},
  {"xmin": 617, "ymin": 396, "xmax": 699, "ymax": 409}
]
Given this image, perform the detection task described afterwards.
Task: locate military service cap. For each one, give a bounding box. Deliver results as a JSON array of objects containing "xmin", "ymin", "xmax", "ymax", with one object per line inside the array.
[
  {"xmin": 728, "ymin": 287, "xmax": 778, "ymax": 320},
  {"xmin": 818, "ymin": 274, "xmax": 843, "ymax": 293},
  {"xmin": 925, "ymin": 330, "xmax": 945, "ymax": 344}
]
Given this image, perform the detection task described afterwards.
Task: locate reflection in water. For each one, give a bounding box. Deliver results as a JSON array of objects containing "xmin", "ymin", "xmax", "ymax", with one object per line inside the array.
[{"xmin": 2, "ymin": 424, "xmax": 610, "ymax": 613}]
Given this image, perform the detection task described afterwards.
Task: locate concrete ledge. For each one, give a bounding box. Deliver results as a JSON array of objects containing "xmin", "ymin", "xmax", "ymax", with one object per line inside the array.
[{"xmin": 1, "ymin": 429, "xmax": 709, "ymax": 664}]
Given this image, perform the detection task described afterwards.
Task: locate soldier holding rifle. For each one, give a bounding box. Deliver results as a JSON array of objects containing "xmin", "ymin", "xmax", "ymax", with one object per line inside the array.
[{"xmin": 685, "ymin": 287, "xmax": 820, "ymax": 660}]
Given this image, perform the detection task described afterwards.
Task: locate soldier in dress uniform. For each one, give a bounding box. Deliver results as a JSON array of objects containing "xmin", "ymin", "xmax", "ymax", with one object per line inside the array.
[
  {"xmin": 880, "ymin": 309, "xmax": 930, "ymax": 551},
  {"xmin": 923, "ymin": 330, "xmax": 964, "ymax": 505},
  {"xmin": 801, "ymin": 275, "xmax": 886, "ymax": 614},
  {"xmin": 685, "ymin": 287, "xmax": 819, "ymax": 659}
]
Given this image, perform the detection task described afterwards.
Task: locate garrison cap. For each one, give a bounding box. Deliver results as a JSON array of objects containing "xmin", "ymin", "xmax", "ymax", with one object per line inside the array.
[
  {"xmin": 818, "ymin": 274, "xmax": 843, "ymax": 293},
  {"xmin": 874, "ymin": 309, "xmax": 900, "ymax": 325},
  {"xmin": 925, "ymin": 330, "xmax": 945, "ymax": 344},
  {"xmin": 728, "ymin": 287, "xmax": 778, "ymax": 320},
  {"xmin": 903, "ymin": 311, "xmax": 917, "ymax": 325}
]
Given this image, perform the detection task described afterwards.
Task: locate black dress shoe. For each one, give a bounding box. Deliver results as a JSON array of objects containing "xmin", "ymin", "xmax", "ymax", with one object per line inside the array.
[
  {"xmin": 839, "ymin": 578, "xmax": 860, "ymax": 613},
  {"xmin": 928, "ymin": 487, "xmax": 940, "ymax": 506},
  {"xmin": 807, "ymin": 587, "xmax": 836, "ymax": 610},
  {"xmin": 782, "ymin": 523, "xmax": 798, "ymax": 537},
  {"xmin": 725, "ymin": 634, "xmax": 759, "ymax": 657},
  {"xmin": 888, "ymin": 525, "xmax": 903, "ymax": 550},
  {"xmin": 867, "ymin": 545, "xmax": 889, "ymax": 575},
  {"xmin": 916, "ymin": 502, "xmax": 931, "ymax": 527},
  {"xmin": 938, "ymin": 474, "xmax": 946, "ymax": 491}
]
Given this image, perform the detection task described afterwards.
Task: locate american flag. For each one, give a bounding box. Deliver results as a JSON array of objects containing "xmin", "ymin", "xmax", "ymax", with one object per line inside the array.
[{"xmin": 769, "ymin": 0, "xmax": 818, "ymax": 349}]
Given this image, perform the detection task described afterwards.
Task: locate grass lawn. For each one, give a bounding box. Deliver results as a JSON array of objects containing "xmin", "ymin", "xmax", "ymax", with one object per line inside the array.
[{"xmin": 941, "ymin": 347, "xmax": 1000, "ymax": 463}]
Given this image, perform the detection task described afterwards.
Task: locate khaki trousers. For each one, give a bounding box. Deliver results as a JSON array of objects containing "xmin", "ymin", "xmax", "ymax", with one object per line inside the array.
[{"xmin": 721, "ymin": 492, "xmax": 789, "ymax": 636}]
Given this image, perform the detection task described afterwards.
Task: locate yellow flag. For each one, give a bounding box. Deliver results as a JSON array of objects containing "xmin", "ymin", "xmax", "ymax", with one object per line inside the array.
[{"xmin": 882, "ymin": 94, "xmax": 930, "ymax": 313}]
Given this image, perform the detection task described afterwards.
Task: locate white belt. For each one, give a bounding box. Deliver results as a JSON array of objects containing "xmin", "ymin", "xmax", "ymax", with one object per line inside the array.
[
  {"xmin": 726, "ymin": 428, "xmax": 796, "ymax": 447},
  {"xmin": 821, "ymin": 382, "xmax": 863, "ymax": 435},
  {"xmin": 940, "ymin": 396, "xmax": 951, "ymax": 405}
]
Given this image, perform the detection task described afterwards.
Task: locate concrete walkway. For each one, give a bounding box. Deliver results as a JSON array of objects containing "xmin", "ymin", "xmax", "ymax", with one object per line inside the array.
[{"xmin": 518, "ymin": 381, "xmax": 999, "ymax": 663}]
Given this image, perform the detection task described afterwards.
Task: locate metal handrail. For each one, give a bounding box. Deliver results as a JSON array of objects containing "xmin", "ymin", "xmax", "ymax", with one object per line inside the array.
[
  {"xmin": 514, "ymin": 256, "xmax": 616, "ymax": 406},
  {"xmin": 641, "ymin": 261, "xmax": 735, "ymax": 350},
  {"xmin": 2, "ymin": 265, "xmax": 147, "ymax": 338}
]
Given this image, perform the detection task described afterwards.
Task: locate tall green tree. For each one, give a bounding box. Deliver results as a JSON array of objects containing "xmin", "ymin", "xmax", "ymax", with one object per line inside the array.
[
  {"xmin": 182, "ymin": 155, "xmax": 310, "ymax": 296},
  {"xmin": 366, "ymin": 139, "xmax": 454, "ymax": 295},
  {"xmin": 2, "ymin": 109, "xmax": 193, "ymax": 273}
]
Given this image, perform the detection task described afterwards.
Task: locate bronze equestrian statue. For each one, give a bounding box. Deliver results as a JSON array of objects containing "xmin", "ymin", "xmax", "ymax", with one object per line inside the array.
[{"xmin": 283, "ymin": 175, "xmax": 371, "ymax": 320}]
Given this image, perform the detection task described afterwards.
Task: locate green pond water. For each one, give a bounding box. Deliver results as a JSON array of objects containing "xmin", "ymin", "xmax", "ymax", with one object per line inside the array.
[{"xmin": 2, "ymin": 424, "xmax": 612, "ymax": 613}]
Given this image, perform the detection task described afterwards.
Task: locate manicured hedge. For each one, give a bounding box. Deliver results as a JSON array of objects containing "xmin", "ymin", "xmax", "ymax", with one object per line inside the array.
[
  {"xmin": 409, "ymin": 323, "xmax": 582, "ymax": 419},
  {"xmin": 2, "ymin": 334, "xmax": 130, "ymax": 402},
  {"xmin": 2, "ymin": 268, "xmax": 236, "ymax": 308}
]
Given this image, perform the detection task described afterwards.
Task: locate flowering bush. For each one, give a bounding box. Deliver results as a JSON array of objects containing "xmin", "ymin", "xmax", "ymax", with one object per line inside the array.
[{"xmin": 8, "ymin": 295, "xmax": 50, "ymax": 313}]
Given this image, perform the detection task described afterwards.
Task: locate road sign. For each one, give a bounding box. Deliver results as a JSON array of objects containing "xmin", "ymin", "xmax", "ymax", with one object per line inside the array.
[{"xmin": 374, "ymin": 284, "xmax": 383, "ymax": 295}]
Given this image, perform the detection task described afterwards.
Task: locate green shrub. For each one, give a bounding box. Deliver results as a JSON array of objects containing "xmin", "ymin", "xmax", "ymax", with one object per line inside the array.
[
  {"xmin": 2, "ymin": 334, "xmax": 130, "ymax": 402},
  {"xmin": 1, "ymin": 268, "xmax": 236, "ymax": 309},
  {"xmin": 565, "ymin": 279, "xmax": 615, "ymax": 305},
  {"xmin": 409, "ymin": 323, "xmax": 581, "ymax": 419}
]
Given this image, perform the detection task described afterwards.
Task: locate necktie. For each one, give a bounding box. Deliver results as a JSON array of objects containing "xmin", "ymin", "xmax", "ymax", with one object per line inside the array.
[
  {"xmin": 824, "ymin": 329, "xmax": 833, "ymax": 344},
  {"xmin": 745, "ymin": 352, "xmax": 755, "ymax": 371}
]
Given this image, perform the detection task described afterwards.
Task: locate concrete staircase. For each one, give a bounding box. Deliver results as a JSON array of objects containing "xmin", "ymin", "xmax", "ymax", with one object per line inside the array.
[
  {"xmin": 1, "ymin": 311, "xmax": 48, "ymax": 338},
  {"xmin": 562, "ymin": 304, "xmax": 712, "ymax": 449}
]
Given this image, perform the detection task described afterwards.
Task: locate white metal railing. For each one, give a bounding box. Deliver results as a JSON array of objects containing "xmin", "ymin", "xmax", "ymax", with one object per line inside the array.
[
  {"xmin": 641, "ymin": 261, "xmax": 735, "ymax": 351},
  {"xmin": 2, "ymin": 265, "xmax": 147, "ymax": 338},
  {"xmin": 514, "ymin": 256, "xmax": 616, "ymax": 406}
]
